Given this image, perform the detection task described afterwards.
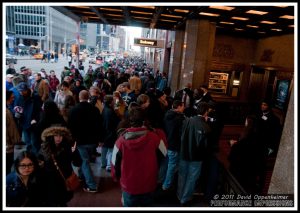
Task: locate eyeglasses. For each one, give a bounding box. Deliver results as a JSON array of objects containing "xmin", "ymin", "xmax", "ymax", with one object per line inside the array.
[{"xmin": 18, "ymin": 163, "xmax": 34, "ymax": 169}]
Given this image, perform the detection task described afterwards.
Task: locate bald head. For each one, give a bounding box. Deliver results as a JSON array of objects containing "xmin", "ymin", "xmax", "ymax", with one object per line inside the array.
[{"xmin": 79, "ymin": 90, "xmax": 89, "ymax": 102}]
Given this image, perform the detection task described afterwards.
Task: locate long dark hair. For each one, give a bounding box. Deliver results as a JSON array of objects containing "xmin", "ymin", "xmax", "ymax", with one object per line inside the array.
[{"xmin": 14, "ymin": 151, "xmax": 39, "ymax": 175}]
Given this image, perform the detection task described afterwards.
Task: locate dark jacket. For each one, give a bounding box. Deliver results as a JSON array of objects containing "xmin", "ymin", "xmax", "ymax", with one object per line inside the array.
[
  {"xmin": 38, "ymin": 126, "xmax": 79, "ymax": 206},
  {"xmin": 68, "ymin": 101, "xmax": 103, "ymax": 145},
  {"xmin": 6, "ymin": 171, "xmax": 47, "ymax": 207},
  {"xmin": 163, "ymin": 109, "xmax": 185, "ymax": 152},
  {"xmin": 180, "ymin": 116, "xmax": 211, "ymax": 161},
  {"xmin": 256, "ymin": 110, "xmax": 282, "ymax": 155},
  {"xmin": 102, "ymin": 106, "xmax": 120, "ymax": 148}
]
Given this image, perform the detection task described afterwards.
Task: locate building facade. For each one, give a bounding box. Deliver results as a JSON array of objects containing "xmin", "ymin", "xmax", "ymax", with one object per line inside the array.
[{"xmin": 5, "ymin": 6, "xmax": 77, "ymax": 55}]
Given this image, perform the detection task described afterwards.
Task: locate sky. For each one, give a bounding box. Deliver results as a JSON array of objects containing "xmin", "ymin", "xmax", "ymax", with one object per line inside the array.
[{"xmin": 122, "ymin": 26, "xmax": 142, "ymax": 52}]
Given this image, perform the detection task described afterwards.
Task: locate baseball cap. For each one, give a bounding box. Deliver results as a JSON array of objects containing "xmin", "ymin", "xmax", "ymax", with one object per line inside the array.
[
  {"xmin": 6, "ymin": 74, "xmax": 14, "ymax": 78},
  {"xmin": 20, "ymin": 66, "xmax": 28, "ymax": 72}
]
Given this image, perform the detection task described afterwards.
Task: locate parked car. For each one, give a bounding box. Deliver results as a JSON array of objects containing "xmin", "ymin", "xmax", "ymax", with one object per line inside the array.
[
  {"xmin": 89, "ymin": 55, "xmax": 96, "ymax": 64},
  {"xmin": 6, "ymin": 54, "xmax": 17, "ymax": 65}
]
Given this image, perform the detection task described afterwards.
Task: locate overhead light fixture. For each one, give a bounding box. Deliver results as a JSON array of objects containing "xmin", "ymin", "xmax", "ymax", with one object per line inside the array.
[
  {"xmin": 106, "ymin": 14, "xmax": 123, "ymax": 17},
  {"xmin": 275, "ymin": 5, "xmax": 288, "ymax": 8},
  {"xmin": 233, "ymin": 80, "xmax": 240, "ymax": 85},
  {"xmin": 279, "ymin": 15, "xmax": 294, "ymax": 19},
  {"xmin": 100, "ymin": 8, "xmax": 122, "ymax": 12},
  {"xmin": 209, "ymin": 6, "xmax": 235, "ymax": 10},
  {"xmin": 161, "ymin": 14, "xmax": 182, "ymax": 19},
  {"xmin": 199, "ymin": 12, "xmax": 220, "ymax": 17},
  {"xmin": 260, "ymin": 20, "xmax": 276, "ymax": 24},
  {"xmin": 220, "ymin": 21, "xmax": 234, "ymax": 25},
  {"xmin": 71, "ymin": 6, "xmax": 90, "ymax": 9},
  {"xmin": 271, "ymin": 28, "xmax": 282, "ymax": 31},
  {"xmin": 160, "ymin": 19, "xmax": 177, "ymax": 23},
  {"xmin": 82, "ymin": 12, "xmax": 96, "ymax": 15},
  {"xmin": 231, "ymin": 16, "xmax": 249, "ymax": 21},
  {"xmin": 131, "ymin": 11, "xmax": 153, "ymax": 15},
  {"xmin": 246, "ymin": 25, "xmax": 259, "ymax": 28},
  {"xmin": 234, "ymin": 28, "xmax": 244, "ymax": 31},
  {"xmin": 131, "ymin": 6, "xmax": 155, "ymax": 9},
  {"xmin": 246, "ymin": 10, "xmax": 268, "ymax": 15},
  {"xmin": 133, "ymin": 16, "xmax": 150, "ymax": 20},
  {"xmin": 174, "ymin": 9, "xmax": 189, "ymax": 13},
  {"xmin": 258, "ymin": 31, "xmax": 266, "ymax": 34}
]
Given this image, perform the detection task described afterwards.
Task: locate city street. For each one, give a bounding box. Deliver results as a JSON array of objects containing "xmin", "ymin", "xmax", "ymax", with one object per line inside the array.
[{"xmin": 5, "ymin": 55, "xmax": 99, "ymax": 79}]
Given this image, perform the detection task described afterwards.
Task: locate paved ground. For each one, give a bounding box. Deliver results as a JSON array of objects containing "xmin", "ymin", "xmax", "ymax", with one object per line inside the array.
[
  {"xmin": 5, "ymin": 55, "xmax": 100, "ymax": 80},
  {"xmin": 67, "ymin": 156, "xmax": 210, "ymax": 208}
]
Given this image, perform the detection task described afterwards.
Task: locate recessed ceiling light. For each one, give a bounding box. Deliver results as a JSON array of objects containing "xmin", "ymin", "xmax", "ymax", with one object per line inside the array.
[
  {"xmin": 174, "ymin": 9, "xmax": 189, "ymax": 13},
  {"xmin": 220, "ymin": 21, "xmax": 234, "ymax": 25},
  {"xmin": 209, "ymin": 6, "xmax": 235, "ymax": 11},
  {"xmin": 106, "ymin": 14, "xmax": 123, "ymax": 17},
  {"xmin": 100, "ymin": 8, "xmax": 123, "ymax": 12},
  {"xmin": 246, "ymin": 10, "xmax": 268, "ymax": 15},
  {"xmin": 279, "ymin": 15, "xmax": 294, "ymax": 19},
  {"xmin": 231, "ymin": 16, "xmax": 249, "ymax": 21},
  {"xmin": 258, "ymin": 31, "xmax": 266, "ymax": 34},
  {"xmin": 133, "ymin": 16, "xmax": 150, "ymax": 20},
  {"xmin": 71, "ymin": 6, "xmax": 90, "ymax": 9},
  {"xmin": 271, "ymin": 28, "xmax": 282, "ymax": 31},
  {"xmin": 199, "ymin": 12, "xmax": 220, "ymax": 17},
  {"xmin": 235, "ymin": 28, "xmax": 244, "ymax": 31},
  {"xmin": 260, "ymin": 21, "xmax": 276, "ymax": 24},
  {"xmin": 131, "ymin": 6, "xmax": 155, "ymax": 9},
  {"xmin": 161, "ymin": 14, "xmax": 182, "ymax": 19},
  {"xmin": 131, "ymin": 11, "xmax": 153, "ymax": 15},
  {"xmin": 82, "ymin": 12, "xmax": 96, "ymax": 15},
  {"xmin": 246, "ymin": 25, "xmax": 259, "ymax": 28},
  {"xmin": 160, "ymin": 19, "xmax": 177, "ymax": 23}
]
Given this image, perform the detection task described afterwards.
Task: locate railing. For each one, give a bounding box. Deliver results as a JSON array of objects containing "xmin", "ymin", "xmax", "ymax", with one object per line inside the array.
[{"xmin": 218, "ymin": 162, "xmax": 248, "ymax": 195}]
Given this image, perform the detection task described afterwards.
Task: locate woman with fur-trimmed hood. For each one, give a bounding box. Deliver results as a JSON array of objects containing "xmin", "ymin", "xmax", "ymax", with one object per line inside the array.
[{"xmin": 38, "ymin": 125, "xmax": 80, "ymax": 206}]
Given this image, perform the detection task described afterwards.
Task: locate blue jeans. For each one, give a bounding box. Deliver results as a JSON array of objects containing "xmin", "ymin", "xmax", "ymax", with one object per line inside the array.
[
  {"xmin": 77, "ymin": 144, "xmax": 97, "ymax": 189},
  {"xmin": 158, "ymin": 156, "xmax": 168, "ymax": 184},
  {"xmin": 177, "ymin": 160, "xmax": 202, "ymax": 204},
  {"xmin": 22, "ymin": 129, "xmax": 38, "ymax": 155},
  {"xmin": 122, "ymin": 191, "xmax": 154, "ymax": 207},
  {"xmin": 101, "ymin": 147, "xmax": 113, "ymax": 170},
  {"xmin": 162, "ymin": 150, "xmax": 179, "ymax": 190}
]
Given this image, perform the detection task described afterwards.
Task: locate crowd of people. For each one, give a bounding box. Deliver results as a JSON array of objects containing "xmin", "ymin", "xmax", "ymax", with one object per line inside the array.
[{"xmin": 5, "ymin": 56, "xmax": 282, "ymax": 207}]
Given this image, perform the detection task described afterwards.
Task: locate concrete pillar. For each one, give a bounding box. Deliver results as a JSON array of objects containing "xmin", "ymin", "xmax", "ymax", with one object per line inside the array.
[
  {"xmin": 163, "ymin": 30, "xmax": 170, "ymax": 75},
  {"xmin": 168, "ymin": 30, "xmax": 185, "ymax": 95},
  {"xmin": 268, "ymin": 87, "xmax": 294, "ymax": 194},
  {"xmin": 181, "ymin": 19, "xmax": 216, "ymax": 90}
]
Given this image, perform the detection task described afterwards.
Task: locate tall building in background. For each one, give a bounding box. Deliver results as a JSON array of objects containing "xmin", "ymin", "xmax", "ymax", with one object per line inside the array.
[
  {"xmin": 6, "ymin": 6, "xmax": 15, "ymax": 54},
  {"xmin": 80, "ymin": 22, "xmax": 97, "ymax": 52},
  {"xmin": 5, "ymin": 6, "xmax": 77, "ymax": 54}
]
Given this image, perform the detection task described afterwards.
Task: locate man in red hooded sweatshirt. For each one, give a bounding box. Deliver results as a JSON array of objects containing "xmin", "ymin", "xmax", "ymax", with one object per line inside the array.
[{"xmin": 111, "ymin": 107, "xmax": 167, "ymax": 207}]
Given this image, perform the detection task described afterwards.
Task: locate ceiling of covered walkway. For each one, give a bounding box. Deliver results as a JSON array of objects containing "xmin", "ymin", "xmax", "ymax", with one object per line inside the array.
[{"xmin": 53, "ymin": 5, "xmax": 294, "ymax": 39}]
